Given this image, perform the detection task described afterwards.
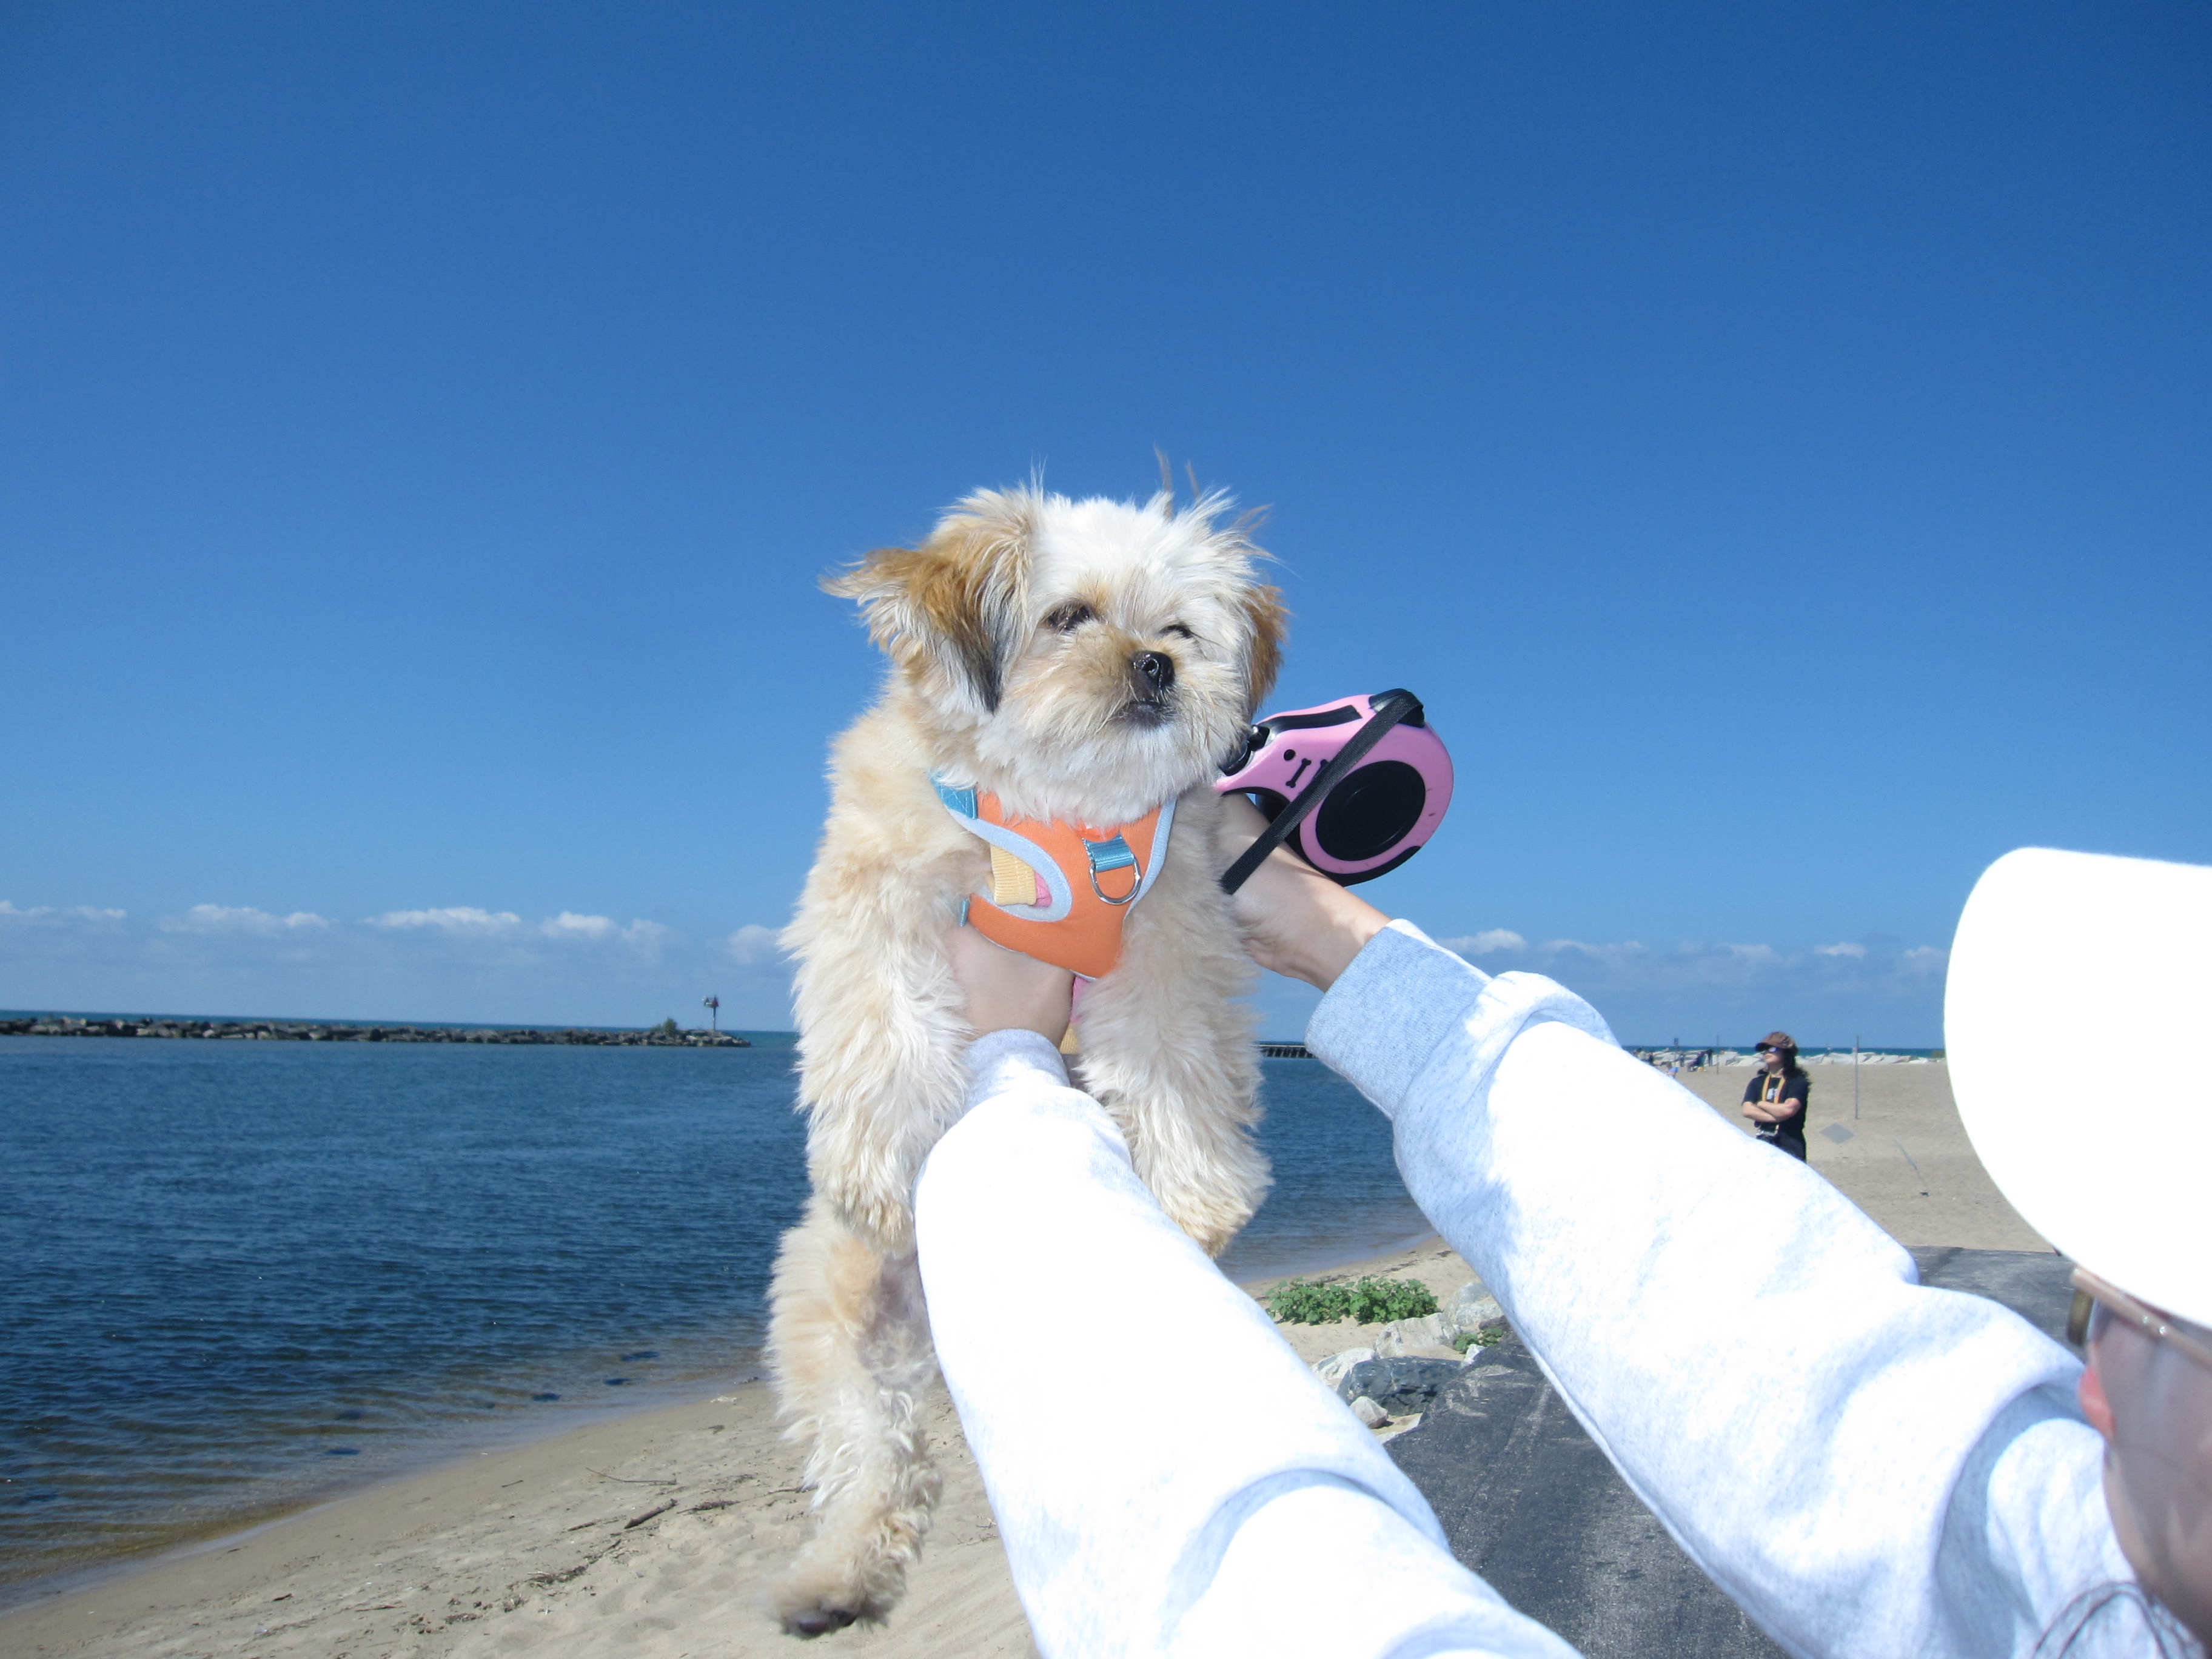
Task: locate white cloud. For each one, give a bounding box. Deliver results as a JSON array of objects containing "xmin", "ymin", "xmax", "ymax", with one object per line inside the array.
[
  {"xmin": 537, "ymin": 913, "xmax": 672, "ymax": 951},
  {"xmin": 1424, "ymin": 929, "xmax": 1945, "ymax": 990},
  {"xmin": 540, "ymin": 911, "xmax": 617, "ymax": 940},
  {"xmin": 1437, "ymin": 928, "xmax": 1526, "ymax": 957},
  {"xmin": 1398, "ymin": 929, "xmax": 1963, "ymax": 1044},
  {"xmin": 728, "ymin": 923, "xmax": 783, "ymax": 964},
  {"xmin": 1, "ymin": 900, "xmax": 128, "ymax": 926},
  {"xmin": 1540, "ymin": 938, "xmax": 1654, "ymax": 968},
  {"xmin": 364, "ymin": 908, "xmax": 672, "ymax": 950},
  {"xmin": 0, "ymin": 894, "xmax": 785, "ymax": 1028},
  {"xmin": 161, "ymin": 903, "xmax": 330, "ymax": 935},
  {"xmin": 369, "ymin": 907, "xmax": 524, "ymax": 936}
]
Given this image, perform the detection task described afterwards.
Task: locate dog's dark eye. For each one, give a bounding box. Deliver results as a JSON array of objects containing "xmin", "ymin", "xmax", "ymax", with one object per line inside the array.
[
  {"xmin": 1162, "ymin": 623, "xmax": 1195, "ymax": 640},
  {"xmin": 1046, "ymin": 603, "xmax": 1096, "ymax": 634}
]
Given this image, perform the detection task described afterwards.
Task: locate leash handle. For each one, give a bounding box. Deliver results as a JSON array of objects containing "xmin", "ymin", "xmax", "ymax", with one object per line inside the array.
[{"xmin": 1219, "ymin": 689, "xmax": 1423, "ymax": 894}]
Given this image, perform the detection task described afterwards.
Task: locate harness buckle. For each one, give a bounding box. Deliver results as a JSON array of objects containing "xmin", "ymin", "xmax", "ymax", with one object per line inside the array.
[{"xmin": 1085, "ymin": 834, "xmax": 1141, "ymax": 906}]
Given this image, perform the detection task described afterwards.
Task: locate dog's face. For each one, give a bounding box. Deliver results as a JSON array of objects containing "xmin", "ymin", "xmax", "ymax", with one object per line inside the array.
[{"xmin": 828, "ymin": 486, "xmax": 1285, "ymax": 824}]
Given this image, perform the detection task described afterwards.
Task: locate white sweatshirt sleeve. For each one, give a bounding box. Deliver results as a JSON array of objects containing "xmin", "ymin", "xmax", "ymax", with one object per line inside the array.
[
  {"xmin": 914, "ymin": 1027, "xmax": 1580, "ymax": 1659},
  {"xmin": 1306, "ymin": 920, "xmax": 2186, "ymax": 1659}
]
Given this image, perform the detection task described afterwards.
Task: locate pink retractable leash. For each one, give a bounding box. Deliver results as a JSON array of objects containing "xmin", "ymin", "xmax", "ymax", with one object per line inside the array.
[{"xmin": 1216, "ymin": 688, "xmax": 1453, "ymax": 892}]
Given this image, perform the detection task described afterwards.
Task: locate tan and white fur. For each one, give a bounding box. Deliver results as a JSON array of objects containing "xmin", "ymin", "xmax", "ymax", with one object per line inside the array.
[{"xmin": 764, "ymin": 484, "xmax": 1286, "ymax": 1636}]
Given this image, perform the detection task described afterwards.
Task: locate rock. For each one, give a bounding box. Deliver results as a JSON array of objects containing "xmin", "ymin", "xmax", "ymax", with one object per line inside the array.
[
  {"xmin": 1375, "ymin": 1315, "xmax": 1453, "ymax": 1357},
  {"xmin": 1443, "ymin": 1282, "xmax": 1505, "ymax": 1338},
  {"xmin": 1336, "ymin": 1356, "xmax": 1463, "ymax": 1415},
  {"xmin": 1349, "ymin": 1395, "xmax": 1390, "ymax": 1429},
  {"xmin": 1311, "ymin": 1348, "xmax": 1376, "ymax": 1390}
]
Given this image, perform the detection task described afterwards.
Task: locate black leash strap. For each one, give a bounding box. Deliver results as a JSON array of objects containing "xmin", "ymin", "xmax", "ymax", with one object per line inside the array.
[{"xmin": 1219, "ymin": 688, "xmax": 1423, "ymax": 894}]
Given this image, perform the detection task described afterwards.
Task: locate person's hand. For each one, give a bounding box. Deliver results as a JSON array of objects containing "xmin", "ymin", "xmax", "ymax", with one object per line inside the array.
[
  {"xmin": 1216, "ymin": 794, "xmax": 1390, "ymax": 991},
  {"xmin": 942, "ymin": 922, "xmax": 1076, "ymax": 1046}
]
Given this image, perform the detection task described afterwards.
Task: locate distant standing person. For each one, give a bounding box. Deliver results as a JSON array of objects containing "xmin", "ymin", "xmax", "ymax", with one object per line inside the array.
[{"xmin": 1743, "ymin": 1031, "xmax": 1810, "ymax": 1159}]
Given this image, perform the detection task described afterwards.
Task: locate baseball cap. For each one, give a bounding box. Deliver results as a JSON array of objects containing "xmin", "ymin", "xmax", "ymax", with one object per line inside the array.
[{"xmin": 1946, "ymin": 847, "xmax": 2212, "ymax": 1327}]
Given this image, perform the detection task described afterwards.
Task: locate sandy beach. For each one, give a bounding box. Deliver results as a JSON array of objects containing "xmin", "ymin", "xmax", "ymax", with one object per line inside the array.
[
  {"xmin": 0, "ymin": 1062, "xmax": 2042, "ymax": 1658},
  {"xmin": 1669, "ymin": 1059, "xmax": 2048, "ymax": 1252}
]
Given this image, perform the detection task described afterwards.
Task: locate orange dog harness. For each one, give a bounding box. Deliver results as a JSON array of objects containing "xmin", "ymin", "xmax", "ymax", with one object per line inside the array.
[{"xmin": 934, "ymin": 781, "xmax": 1176, "ymax": 979}]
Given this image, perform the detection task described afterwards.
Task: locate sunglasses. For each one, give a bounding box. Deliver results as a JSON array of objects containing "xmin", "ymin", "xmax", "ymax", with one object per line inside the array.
[{"xmin": 2068, "ymin": 1265, "xmax": 2212, "ymax": 1378}]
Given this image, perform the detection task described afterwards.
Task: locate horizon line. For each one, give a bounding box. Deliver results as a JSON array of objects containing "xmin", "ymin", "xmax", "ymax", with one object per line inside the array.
[{"xmin": 4, "ymin": 1009, "xmax": 1942, "ymax": 1053}]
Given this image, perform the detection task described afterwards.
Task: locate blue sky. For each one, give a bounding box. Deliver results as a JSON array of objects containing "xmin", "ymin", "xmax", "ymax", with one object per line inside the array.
[{"xmin": 2, "ymin": 1, "xmax": 2205, "ymax": 1042}]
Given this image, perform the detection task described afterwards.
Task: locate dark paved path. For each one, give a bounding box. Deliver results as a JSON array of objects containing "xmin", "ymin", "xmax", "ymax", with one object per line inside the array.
[{"xmin": 1387, "ymin": 1248, "xmax": 2077, "ymax": 1657}]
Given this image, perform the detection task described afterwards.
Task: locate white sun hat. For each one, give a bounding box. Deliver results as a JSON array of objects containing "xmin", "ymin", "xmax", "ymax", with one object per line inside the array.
[{"xmin": 1945, "ymin": 846, "xmax": 2212, "ymax": 1327}]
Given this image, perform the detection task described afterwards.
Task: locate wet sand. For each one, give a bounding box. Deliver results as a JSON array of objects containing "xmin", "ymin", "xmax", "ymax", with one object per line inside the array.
[{"xmin": 0, "ymin": 1061, "xmax": 2039, "ymax": 1657}]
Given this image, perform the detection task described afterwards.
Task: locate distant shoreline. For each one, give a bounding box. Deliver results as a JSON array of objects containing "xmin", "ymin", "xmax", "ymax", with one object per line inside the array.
[
  {"xmin": 4, "ymin": 1019, "xmax": 1339, "ymax": 1052},
  {"xmin": 1630, "ymin": 1044, "xmax": 1943, "ymax": 1065},
  {"xmin": 0, "ymin": 1014, "xmax": 752, "ymax": 1047},
  {"xmin": 2, "ymin": 1015, "xmax": 1940, "ymax": 1058}
]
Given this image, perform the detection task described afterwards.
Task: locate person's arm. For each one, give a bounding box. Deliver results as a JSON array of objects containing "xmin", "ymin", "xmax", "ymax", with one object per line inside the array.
[
  {"xmin": 1757, "ymin": 1077, "xmax": 1809, "ymax": 1124},
  {"xmin": 1301, "ymin": 927, "xmax": 2133, "ymax": 1658},
  {"xmin": 1740, "ymin": 1076, "xmax": 1773, "ymax": 1122},
  {"xmin": 1742, "ymin": 1090, "xmax": 1793, "ymax": 1125},
  {"xmin": 919, "ymin": 924, "xmax": 1575, "ymax": 1659},
  {"xmin": 1212, "ymin": 797, "xmax": 2142, "ymax": 1658},
  {"xmin": 1740, "ymin": 1073, "xmax": 1809, "ymax": 1125}
]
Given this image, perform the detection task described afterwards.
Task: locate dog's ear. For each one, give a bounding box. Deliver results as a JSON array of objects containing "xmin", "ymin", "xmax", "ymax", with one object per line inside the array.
[
  {"xmin": 1238, "ymin": 583, "xmax": 1287, "ymax": 714},
  {"xmin": 823, "ymin": 494, "xmax": 1034, "ymax": 716}
]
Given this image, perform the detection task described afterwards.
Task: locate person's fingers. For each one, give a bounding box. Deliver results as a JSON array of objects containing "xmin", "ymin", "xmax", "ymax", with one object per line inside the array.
[{"xmin": 942, "ymin": 923, "xmax": 1075, "ymax": 1045}]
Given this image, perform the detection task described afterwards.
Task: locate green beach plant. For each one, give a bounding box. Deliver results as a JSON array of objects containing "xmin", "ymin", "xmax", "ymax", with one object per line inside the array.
[
  {"xmin": 1264, "ymin": 1278, "xmax": 1349, "ymax": 1324},
  {"xmin": 1264, "ymin": 1275, "xmax": 1440, "ymax": 1326},
  {"xmin": 1347, "ymin": 1276, "xmax": 1439, "ymax": 1324}
]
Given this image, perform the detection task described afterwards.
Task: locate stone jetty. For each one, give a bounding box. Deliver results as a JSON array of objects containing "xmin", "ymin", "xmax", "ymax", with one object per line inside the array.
[{"xmin": 1, "ymin": 1014, "xmax": 750, "ymax": 1047}]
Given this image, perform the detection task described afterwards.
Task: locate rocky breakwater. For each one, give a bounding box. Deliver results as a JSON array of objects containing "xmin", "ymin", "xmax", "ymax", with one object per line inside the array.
[{"xmin": 1, "ymin": 1015, "xmax": 750, "ymax": 1047}]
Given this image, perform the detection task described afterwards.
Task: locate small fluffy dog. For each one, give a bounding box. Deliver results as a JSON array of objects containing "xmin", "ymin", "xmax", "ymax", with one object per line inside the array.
[{"xmin": 765, "ymin": 483, "xmax": 1286, "ymax": 1635}]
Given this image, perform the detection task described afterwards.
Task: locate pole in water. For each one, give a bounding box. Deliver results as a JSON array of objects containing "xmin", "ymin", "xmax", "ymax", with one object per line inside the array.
[{"xmin": 703, "ymin": 994, "xmax": 720, "ymax": 1034}]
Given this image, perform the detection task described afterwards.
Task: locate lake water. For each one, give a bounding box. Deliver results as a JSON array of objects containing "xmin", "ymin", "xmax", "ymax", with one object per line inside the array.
[{"xmin": 0, "ymin": 1034, "xmax": 1423, "ymax": 1600}]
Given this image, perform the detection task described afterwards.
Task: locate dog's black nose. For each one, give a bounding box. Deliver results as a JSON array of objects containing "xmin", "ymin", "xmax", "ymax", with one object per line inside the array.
[{"xmin": 1130, "ymin": 651, "xmax": 1175, "ymax": 695}]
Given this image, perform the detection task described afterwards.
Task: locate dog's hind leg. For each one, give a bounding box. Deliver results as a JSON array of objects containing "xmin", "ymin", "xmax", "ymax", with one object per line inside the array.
[{"xmin": 763, "ymin": 1196, "xmax": 942, "ymax": 1637}]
